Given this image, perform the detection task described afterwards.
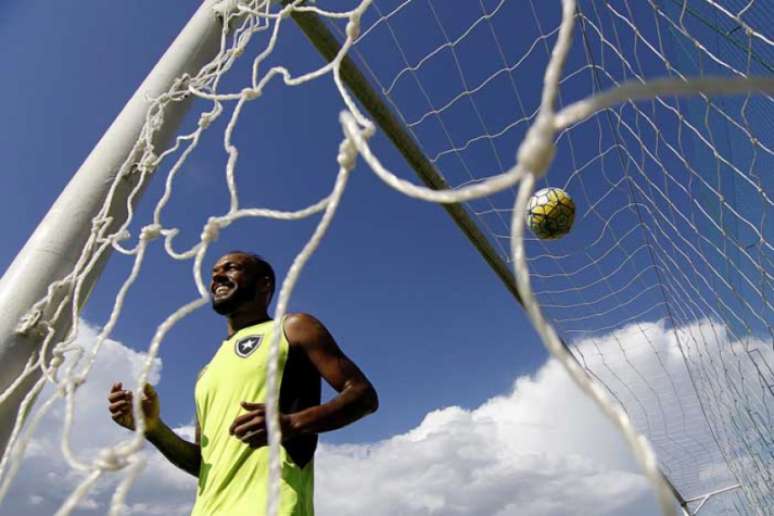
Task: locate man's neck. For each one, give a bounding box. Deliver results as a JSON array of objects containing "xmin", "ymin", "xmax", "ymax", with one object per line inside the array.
[{"xmin": 227, "ymin": 310, "xmax": 271, "ymax": 337}]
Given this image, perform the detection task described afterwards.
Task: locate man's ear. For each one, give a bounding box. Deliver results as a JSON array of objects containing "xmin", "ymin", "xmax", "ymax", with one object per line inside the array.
[{"xmin": 259, "ymin": 276, "xmax": 273, "ymax": 301}]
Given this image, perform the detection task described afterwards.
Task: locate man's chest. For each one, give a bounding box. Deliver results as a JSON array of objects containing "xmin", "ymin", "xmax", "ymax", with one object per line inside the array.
[{"xmin": 196, "ymin": 331, "xmax": 287, "ymax": 416}]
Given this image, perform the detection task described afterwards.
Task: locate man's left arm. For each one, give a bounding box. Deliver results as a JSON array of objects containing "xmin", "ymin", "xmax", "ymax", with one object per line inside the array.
[{"xmin": 230, "ymin": 313, "xmax": 378, "ymax": 446}]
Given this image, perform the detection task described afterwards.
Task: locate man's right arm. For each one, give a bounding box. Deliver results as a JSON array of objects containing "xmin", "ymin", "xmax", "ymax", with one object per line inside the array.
[
  {"xmin": 108, "ymin": 382, "xmax": 201, "ymax": 478},
  {"xmin": 145, "ymin": 420, "xmax": 201, "ymax": 478}
]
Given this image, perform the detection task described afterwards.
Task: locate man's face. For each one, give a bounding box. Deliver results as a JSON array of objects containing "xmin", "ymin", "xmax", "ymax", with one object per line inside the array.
[{"xmin": 210, "ymin": 253, "xmax": 262, "ymax": 315}]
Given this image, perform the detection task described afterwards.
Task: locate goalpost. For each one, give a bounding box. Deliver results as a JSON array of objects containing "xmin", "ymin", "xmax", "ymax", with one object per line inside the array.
[
  {"xmin": 0, "ymin": 0, "xmax": 228, "ymax": 460},
  {"xmin": 0, "ymin": 1, "xmax": 771, "ymax": 515}
]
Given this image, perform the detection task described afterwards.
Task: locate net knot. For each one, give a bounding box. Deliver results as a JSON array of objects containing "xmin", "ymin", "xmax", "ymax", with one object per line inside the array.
[
  {"xmin": 199, "ymin": 105, "xmax": 222, "ymax": 128},
  {"xmin": 57, "ymin": 377, "xmax": 84, "ymax": 398},
  {"xmin": 138, "ymin": 152, "xmax": 158, "ymax": 174},
  {"xmin": 346, "ymin": 19, "xmax": 361, "ymax": 40},
  {"xmin": 48, "ymin": 352, "xmax": 64, "ymax": 369},
  {"xmin": 149, "ymin": 112, "xmax": 164, "ymax": 132},
  {"xmin": 213, "ymin": 0, "xmax": 239, "ymax": 18},
  {"xmin": 242, "ymin": 88, "xmax": 260, "ymax": 100},
  {"xmin": 16, "ymin": 310, "xmax": 48, "ymax": 337},
  {"xmin": 201, "ymin": 218, "xmax": 221, "ymax": 243},
  {"xmin": 140, "ymin": 224, "xmax": 163, "ymax": 241},
  {"xmin": 516, "ymin": 116, "xmax": 556, "ymax": 178},
  {"xmin": 337, "ymin": 136, "xmax": 359, "ymax": 171},
  {"xmin": 91, "ymin": 216, "xmax": 112, "ymax": 233},
  {"xmin": 96, "ymin": 448, "xmax": 127, "ymax": 471},
  {"xmin": 175, "ymin": 73, "xmax": 191, "ymax": 90},
  {"xmin": 199, "ymin": 112, "xmax": 214, "ymax": 128}
]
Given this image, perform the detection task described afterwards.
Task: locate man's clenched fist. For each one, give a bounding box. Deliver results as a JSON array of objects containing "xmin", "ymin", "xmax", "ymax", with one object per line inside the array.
[{"xmin": 108, "ymin": 382, "xmax": 160, "ymax": 434}]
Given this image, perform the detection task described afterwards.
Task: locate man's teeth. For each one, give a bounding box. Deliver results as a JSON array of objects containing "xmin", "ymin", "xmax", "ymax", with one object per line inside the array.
[{"xmin": 215, "ymin": 286, "xmax": 230, "ymax": 295}]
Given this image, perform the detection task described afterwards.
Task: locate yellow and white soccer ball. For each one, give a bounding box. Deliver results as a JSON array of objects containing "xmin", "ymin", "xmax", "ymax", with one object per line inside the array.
[{"xmin": 527, "ymin": 187, "xmax": 575, "ymax": 240}]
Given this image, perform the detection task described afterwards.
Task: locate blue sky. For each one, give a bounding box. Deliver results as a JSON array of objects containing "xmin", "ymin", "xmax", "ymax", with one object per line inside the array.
[
  {"xmin": 0, "ymin": 1, "xmax": 548, "ymax": 445},
  {"xmin": 0, "ymin": 1, "xmax": 771, "ymax": 515}
]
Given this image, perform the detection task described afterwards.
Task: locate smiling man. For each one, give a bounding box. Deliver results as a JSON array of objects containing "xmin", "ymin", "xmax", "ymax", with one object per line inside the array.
[{"xmin": 108, "ymin": 251, "xmax": 379, "ymax": 515}]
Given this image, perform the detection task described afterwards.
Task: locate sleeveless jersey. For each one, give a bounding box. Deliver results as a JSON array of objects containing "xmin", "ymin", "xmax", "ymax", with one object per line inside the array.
[{"xmin": 191, "ymin": 320, "xmax": 315, "ymax": 516}]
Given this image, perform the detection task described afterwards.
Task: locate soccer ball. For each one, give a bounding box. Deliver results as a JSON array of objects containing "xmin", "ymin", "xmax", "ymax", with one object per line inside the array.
[{"xmin": 527, "ymin": 187, "xmax": 575, "ymax": 240}]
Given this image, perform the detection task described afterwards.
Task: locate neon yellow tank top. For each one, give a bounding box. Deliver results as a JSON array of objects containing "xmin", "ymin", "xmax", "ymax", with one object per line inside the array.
[{"xmin": 192, "ymin": 320, "xmax": 314, "ymax": 516}]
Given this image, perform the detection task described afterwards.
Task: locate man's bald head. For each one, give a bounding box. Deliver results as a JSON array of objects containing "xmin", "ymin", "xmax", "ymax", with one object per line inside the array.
[{"xmin": 210, "ymin": 252, "xmax": 275, "ymax": 315}]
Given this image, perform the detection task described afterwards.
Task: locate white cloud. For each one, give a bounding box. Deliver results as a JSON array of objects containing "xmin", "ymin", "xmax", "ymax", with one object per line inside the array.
[
  {"xmin": 315, "ymin": 318, "xmax": 771, "ymax": 515},
  {"xmin": 570, "ymin": 318, "xmax": 772, "ymax": 509},
  {"xmin": 315, "ymin": 357, "xmax": 660, "ymax": 516},
  {"xmin": 0, "ymin": 321, "xmax": 196, "ymax": 516},
  {"xmin": 3, "ymin": 318, "xmax": 768, "ymax": 515}
]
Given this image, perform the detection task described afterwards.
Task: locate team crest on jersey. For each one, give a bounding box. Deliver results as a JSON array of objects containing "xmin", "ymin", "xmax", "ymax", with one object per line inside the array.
[{"xmin": 235, "ymin": 335, "xmax": 263, "ymax": 358}]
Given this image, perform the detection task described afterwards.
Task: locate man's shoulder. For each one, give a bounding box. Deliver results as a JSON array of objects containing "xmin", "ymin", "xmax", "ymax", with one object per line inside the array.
[{"xmin": 283, "ymin": 312, "xmax": 327, "ymax": 348}]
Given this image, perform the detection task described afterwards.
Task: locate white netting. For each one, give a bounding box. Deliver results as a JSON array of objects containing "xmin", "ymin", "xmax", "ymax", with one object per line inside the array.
[
  {"xmin": 0, "ymin": 0, "xmax": 772, "ymax": 515},
  {"xmin": 347, "ymin": 0, "xmax": 773, "ymax": 513}
]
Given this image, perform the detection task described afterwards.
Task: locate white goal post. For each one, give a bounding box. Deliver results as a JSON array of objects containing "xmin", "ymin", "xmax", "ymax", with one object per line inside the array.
[{"xmin": 0, "ymin": 0, "xmax": 226, "ymax": 458}]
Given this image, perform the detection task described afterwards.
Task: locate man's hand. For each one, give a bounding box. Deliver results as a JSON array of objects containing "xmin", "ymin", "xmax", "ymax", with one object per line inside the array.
[
  {"xmin": 229, "ymin": 401, "xmax": 294, "ymax": 449},
  {"xmin": 108, "ymin": 382, "xmax": 161, "ymax": 434},
  {"xmin": 109, "ymin": 385, "xmax": 201, "ymax": 478}
]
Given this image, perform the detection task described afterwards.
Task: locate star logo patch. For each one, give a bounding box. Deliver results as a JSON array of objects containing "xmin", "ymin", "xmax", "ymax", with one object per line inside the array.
[{"xmin": 235, "ymin": 335, "xmax": 263, "ymax": 358}]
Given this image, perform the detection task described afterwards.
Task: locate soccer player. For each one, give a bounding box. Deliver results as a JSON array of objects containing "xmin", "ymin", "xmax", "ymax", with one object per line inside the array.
[{"xmin": 108, "ymin": 251, "xmax": 378, "ymax": 515}]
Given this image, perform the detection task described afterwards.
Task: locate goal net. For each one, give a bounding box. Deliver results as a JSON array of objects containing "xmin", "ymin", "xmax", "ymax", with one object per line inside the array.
[
  {"xmin": 344, "ymin": 1, "xmax": 773, "ymax": 513},
  {"xmin": 0, "ymin": 0, "xmax": 771, "ymax": 515}
]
